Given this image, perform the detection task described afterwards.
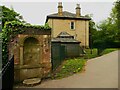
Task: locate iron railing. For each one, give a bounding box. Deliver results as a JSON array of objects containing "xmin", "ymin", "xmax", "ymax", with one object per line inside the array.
[{"xmin": 0, "ymin": 56, "xmax": 14, "ymax": 89}]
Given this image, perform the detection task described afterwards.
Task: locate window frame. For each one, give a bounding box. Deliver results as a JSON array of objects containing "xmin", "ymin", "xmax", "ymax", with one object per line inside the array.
[{"xmin": 70, "ymin": 22, "xmax": 75, "ymax": 30}]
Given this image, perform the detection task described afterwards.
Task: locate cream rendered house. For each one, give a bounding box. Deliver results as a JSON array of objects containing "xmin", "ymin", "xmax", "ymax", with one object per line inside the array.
[{"xmin": 46, "ymin": 2, "xmax": 91, "ymax": 48}]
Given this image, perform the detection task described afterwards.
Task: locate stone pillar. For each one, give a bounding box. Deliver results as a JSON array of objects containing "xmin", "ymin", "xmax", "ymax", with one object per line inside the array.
[{"xmin": 20, "ymin": 46, "xmax": 23, "ymax": 65}]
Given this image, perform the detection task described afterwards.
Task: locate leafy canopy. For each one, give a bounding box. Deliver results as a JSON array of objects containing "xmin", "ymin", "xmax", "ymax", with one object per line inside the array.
[
  {"xmin": 1, "ymin": 6, "xmax": 51, "ymax": 66},
  {"xmin": 91, "ymin": 1, "xmax": 120, "ymax": 49}
]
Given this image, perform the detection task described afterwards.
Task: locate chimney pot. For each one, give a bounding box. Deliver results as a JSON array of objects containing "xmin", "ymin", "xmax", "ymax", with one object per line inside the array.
[
  {"xmin": 58, "ymin": 2, "xmax": 63, "ymax": 16},
  {"xmin": 77, "ymin": 4, "xmax": 80, "ymax": 7}
]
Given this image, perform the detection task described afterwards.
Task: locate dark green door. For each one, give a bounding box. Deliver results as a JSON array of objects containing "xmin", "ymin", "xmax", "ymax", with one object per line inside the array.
[{"xmin": 51, "ymin": 43, "xmax": 65, "ymax": 71}]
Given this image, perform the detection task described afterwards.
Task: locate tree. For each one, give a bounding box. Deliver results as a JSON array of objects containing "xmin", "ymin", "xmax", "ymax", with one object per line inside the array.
[
  {"xmin": 114, "ymin": 0, "xmax": 120, "ymax": 41},
  {"xmin": 85, "ymin": 14, "xmax": 98, "ymax": 54},
  {"xmin": 85, "ymin": 14, "xmax": 97, "ymax": 49},
  {"xmin": 1, "ymin": 6, "xmax": 23, "ymax": 66},
  {"xmin": 1, "ymin": 6, "xmax": 26, "ymax": 27},
  {"xmin": 93, "ymin": 0, "xmax": 120, "ymax": 50},
  {"xmin": 86, "ymin": 1, "xmax": 120, "ymax": 55}
]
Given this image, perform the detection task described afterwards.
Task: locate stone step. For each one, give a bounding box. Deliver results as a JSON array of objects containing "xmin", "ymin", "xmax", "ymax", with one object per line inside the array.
[{"xmin": 23, "ymin": 78, "xmax": 41, "ymax": 86}]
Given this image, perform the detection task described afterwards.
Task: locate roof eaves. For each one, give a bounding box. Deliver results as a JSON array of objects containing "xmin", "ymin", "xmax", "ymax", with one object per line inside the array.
[{"xmin": 46, "ymin": 16, "xmax": 91, "ymax": 23}]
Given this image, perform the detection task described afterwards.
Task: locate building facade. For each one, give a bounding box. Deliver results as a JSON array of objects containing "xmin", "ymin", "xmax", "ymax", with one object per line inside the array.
[{"xmin": 46, "ymin": 2, "xmax": 91, "ymax": 48}]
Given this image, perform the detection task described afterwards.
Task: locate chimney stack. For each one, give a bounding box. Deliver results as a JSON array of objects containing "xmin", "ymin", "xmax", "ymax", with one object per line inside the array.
[
  {"xmin": 76, "ymin": 4, "xmax": 81, "ymax": 17},
  {"xmin": 58, "ymin": 2, "xmax": 63, "ymax": 16}
]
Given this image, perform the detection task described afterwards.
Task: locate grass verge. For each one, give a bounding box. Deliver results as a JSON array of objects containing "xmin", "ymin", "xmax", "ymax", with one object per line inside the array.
[
  {"xmin": 51, "ymin": 59, "xmax": 86, "ymax": 79},
  {"xmin": 84, "ymin": 48, "xmax": 98, "ymax": 59},
  {"xmin": 83, "ymin": 48, "xmax": 118, "ymax": 59},
  {"xmin": 100, "ymin": 48, "xmax": 118, "ymax": 55}
]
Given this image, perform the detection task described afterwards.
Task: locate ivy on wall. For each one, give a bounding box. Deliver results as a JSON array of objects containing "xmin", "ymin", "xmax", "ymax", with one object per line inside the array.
[{"xmin": 2, "ymin": 21, "xmax": 51, "ymax": 67}]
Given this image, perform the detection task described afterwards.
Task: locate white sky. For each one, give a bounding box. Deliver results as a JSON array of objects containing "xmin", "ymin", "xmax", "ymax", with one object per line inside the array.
[{"xmin": 1, "ymin": 0, "xmax": 115, "ymax": 25}]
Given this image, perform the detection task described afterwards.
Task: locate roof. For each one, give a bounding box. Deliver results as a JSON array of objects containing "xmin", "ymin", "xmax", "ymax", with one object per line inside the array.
[
  {"xmin": 51, "ymin": 31, "xmax": 81, "ymax": 43},
  {"xmin": 57, "ymin": 31, "xmax": 73, "ymax": 37},
  {"xmin": 46, "ymin": 11, "xmax": 91, "ymax": 23},
  {"xmin": 51, "ymin": 38, "xmax": 80, "ymax": 43}
]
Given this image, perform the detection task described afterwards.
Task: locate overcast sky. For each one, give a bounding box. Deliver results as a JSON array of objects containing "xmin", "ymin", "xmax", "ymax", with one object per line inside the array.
[{"xmin": 1, "ymin": 1, "xmax": 115, "ymax": 25}]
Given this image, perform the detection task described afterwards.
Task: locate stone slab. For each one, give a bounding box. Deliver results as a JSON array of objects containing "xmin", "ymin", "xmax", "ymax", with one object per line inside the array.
[{"xmin": 23, "ymin": 78, "xmax": 41, "ymax": 86}]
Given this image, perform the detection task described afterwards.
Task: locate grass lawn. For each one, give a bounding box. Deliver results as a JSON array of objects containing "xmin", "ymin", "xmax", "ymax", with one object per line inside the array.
[
  {"xmin": 100, "ymin": 48, "xmax": 118, "ymax": 55},
  {"xmin": 51, "ymin": 58, "xmax": 86, "ymax": 79},
  {"xmin": 84, "ymin": 48, "xmax": 98, "ymax": 59}
]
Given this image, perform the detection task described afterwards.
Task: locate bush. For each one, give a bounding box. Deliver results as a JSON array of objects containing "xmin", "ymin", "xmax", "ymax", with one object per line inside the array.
[{"xmin": 52, "ymin": 59, "xmax": 86, "ymax": 79}]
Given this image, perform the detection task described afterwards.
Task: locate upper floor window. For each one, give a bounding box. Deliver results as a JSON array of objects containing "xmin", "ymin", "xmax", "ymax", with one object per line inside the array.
[{"xmin": 70, "ymin": 22, "xmax": 75, "ymax": 30}]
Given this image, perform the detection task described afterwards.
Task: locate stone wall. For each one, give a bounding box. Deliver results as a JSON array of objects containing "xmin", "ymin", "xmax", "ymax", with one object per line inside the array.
[{"xmin": 9, "ymin": 29, "xmax": 51, "ymax": 82}]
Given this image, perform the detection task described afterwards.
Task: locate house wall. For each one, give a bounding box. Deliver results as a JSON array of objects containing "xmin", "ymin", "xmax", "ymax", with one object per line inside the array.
[{"xmin": 47, "ymin": 18, "xmax": 89, "ymax": 48}]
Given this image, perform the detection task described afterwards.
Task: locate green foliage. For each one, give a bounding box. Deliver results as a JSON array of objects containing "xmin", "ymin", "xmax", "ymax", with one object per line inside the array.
[
  {"xmin": 0, "ymin": 7, "xmax": 1, "ymax": 23},
  {"xmin": 115, "ymin": 0, "xmax": 120, "ymax": 40},
  {"xmin": 1, "ymin": 6, "xmax": 51, "ymax": 66},
  {"xmin": 91, "ymin": 1, "xmax": 120, "ymax": 49},
  {"xmin": 84, "ymin": 48, "xmax": 98, "ymax": 59},
  {"xmin": 52, "ymin": 59, "xmax": 86, "ymax": 79},
  {"xmin": 84, "ymin": 1, "xmax": 120, "ymax": 50},
  {"xmin": 85, "ymin": 14, "xmax": 97, "ymax": 49},
  {"xmin": 2, "ymin": 21, "xmax": 51, "ymax": 66},
  {"xmin": 1, "ymin": 6, "xmax": 21, "ymax": 27},
  {"xmin": 100, "ymin": 48, "xmax": 117, "ymax": 55},
  {"xmin": 1, "ymin": 6, "xmax": 21, "ymax": 66},
  {"xmin": 84, "ymin": 48, "xmax": 117, "ymax": 58}
]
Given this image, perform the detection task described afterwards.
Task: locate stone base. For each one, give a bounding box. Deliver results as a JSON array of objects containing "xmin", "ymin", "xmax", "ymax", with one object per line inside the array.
[
  {"xmin": 23, "ymin": 78, "xmax": 41, "ymax": 86},
  {"xmin": 14, "ymin": 63, "xmax": 51, "ymax": 83}
]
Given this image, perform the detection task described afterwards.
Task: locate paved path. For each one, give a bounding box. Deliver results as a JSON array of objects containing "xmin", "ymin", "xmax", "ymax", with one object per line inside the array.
[{"xmin": 16, "ymin": 50, "xmax": 119, "ymax": 88}]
